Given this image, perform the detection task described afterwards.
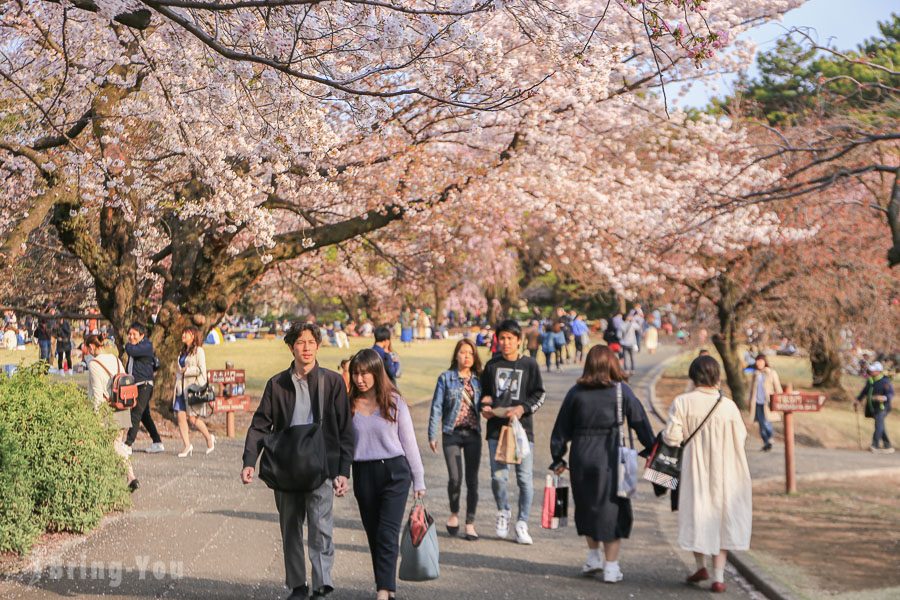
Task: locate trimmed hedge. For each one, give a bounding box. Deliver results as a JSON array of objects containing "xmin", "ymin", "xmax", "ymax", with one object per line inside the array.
[{"xmin": 0, "ymin": 364, "xmax": 131, "ymax": 554}]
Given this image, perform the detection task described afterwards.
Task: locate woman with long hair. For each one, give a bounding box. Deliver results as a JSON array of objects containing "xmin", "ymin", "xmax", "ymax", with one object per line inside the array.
[
  {"xmin": 550, "ymin": 345, "xmax": 655, "ymax": 583},
  {"xmin": 427, "ymin": 338, "xmax": 483, "ymax": 540},
  {"xmin": 663, "ymin": 356, "xmax": 752, "ymax": 593},
  {"xmin": 349, "ymin": 349, "xmax": 425, "ymax": 600},
  {"xmin": 173, "ymin": 326, "xmax": 215, "ymax": 457}
]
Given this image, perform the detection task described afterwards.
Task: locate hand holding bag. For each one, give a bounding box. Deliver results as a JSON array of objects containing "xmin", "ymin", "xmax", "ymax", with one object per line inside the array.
[
  {"xmin": 494, "ymin": 423, "xmax": 521, "ymax": 464},
  {"xmin": 643, "ymin": 393, "xmax": 722, "ymax": 490},
  {"xmin": 399, "ymin": 499, "xmax": 440, "ymax": 581},
  {"xmin": 541, "ymin": 473, "xmax": 557, "ymax": 529},
  {"xmin": 258, "ymin": 373, "xmax": 329, "ymax": 493},
  {"xmin": 616, "ymin": 383, "xmax": 639, "ymax": 498},
  {"xmin": 510, "ymin": 416, "xmax": 531, "ymax": 459}
]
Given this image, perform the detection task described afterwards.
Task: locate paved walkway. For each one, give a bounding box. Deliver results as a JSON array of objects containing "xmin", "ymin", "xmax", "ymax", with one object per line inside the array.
[{"xmin": 2, "ymin": 345, "xmax": 761, "ymax": 599}]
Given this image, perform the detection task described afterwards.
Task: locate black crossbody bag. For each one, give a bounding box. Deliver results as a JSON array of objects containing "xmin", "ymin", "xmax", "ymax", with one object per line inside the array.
[
  {"xmin": 642, "ymin": 393, "xmax": 722, "ymax": 490},
  {"xmin": 259, "ymin": 372, "xmax": 329, "ymax": 493}
]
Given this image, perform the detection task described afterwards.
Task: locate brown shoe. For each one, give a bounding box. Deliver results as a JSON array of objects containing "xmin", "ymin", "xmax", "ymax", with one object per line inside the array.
[
  {"xmin": 686, "ymin": 568, "xmax": 709, "ymax": 584},
  {"xmin": 711, "ymin": 581, "xmax": 727, "ymax": 593}
]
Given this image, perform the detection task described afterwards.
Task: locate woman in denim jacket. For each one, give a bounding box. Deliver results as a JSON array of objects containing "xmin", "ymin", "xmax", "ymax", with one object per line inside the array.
[{"xmin": 428, "ymin": 338, "xmax": 484, "ymax": 540}]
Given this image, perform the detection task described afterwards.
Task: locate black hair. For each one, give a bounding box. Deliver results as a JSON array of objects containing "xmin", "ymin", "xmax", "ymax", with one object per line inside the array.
[
  {"xmin": 688, "ymin": 355, "xmax": 721, "ymax": 387},
  {"xmin": 284, "ymin": 322, "xmax": 322, "ymax": 347},
  {"xmin": 374, "ymin": 325, "xmax": 392, "ymax": 343},
  {"xmin": 496, "ymin": 319, "xmax": 522, "ymax": 339},
  {"xmin": 128, "ymin": 322, "xmax": 147, "ymax": 336},
  {"xmin": 755, "ymin": 354, "xmax": 768, "ymax": 367}
]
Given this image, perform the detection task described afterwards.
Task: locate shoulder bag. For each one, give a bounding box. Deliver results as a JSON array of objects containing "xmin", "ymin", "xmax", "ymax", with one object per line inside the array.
[
  {"xmin": 642, "ymin": 393, "xmax": 722, "ymax": 490},
  {"xmin": 616, "ymin": 383, "xmax": 639, "ymax": 498},
  {"xmin": 399, "ymin": 499, "xmax": 440, "ymax": 582},
  {"xmin": 258, "ymin": 372, "xmax": 329, "ymax": 493}
]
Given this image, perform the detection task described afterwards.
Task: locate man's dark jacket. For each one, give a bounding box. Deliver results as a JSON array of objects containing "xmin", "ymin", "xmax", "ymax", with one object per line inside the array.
[
  {"xmin": 125, "ymin": 338, "xmax": 157, "ymax": 384},
  {"xmin": 242, "ymin": 363, "xmax": 355, "ymax": 480}
]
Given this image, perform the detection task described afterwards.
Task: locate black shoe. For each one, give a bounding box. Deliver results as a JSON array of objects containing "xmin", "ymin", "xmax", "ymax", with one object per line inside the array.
[
  {"xmin": 446, "ymin": 524, "xmax": 459, "ymax": 536},
  {"xmin": 287, "ymin": 586, "xmax": 309, "ymax": 599},
  {"xmin": 128, "ymin": 479, "xmax": 140, "ymax": 493},
  {"xmin": 311, "ymin": 585, "xmax": 333, "ymax": 598},
  {"xmin": 762, "ymin": 443, "xmax": 773, "ymax": 452},
  {"xmin": 465, "ymin": 533, "xmax": 479, "ymax": 541}
]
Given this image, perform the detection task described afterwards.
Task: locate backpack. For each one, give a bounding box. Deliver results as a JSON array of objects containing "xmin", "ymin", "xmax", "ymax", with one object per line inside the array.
[{"xmin": 95, "ymin": 358, "xmax": 139, "ymax": 411}]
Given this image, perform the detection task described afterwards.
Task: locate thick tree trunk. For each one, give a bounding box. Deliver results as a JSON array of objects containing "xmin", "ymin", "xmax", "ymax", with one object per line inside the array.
[
  {"xmin": 809, "ymin": 328, "xmax": 844, "ymax": 393},
  {"xmin": 711, "ymin": 275, "xmax": 748, "ymax": 409}
]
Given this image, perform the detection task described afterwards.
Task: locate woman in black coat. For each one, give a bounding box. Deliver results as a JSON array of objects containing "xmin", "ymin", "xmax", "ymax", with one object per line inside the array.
[{"xmin": 550, "ymin": 345, "xmax": 655, "ymax": 584}]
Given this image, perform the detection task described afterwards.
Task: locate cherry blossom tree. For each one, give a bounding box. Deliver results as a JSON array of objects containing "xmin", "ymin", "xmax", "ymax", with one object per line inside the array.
[{"xmin": 0, "ymin": 0, "xmax": 804, "ymax": 407}]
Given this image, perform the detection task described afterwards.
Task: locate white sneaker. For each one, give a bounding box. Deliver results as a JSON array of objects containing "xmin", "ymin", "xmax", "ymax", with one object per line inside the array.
[
  {"xmin": 603, "ymin": 563, "xmax": 624, "ymax": 583},
  {"xmin": 581, "ymin": 554, "xmax": 604, "ymax": 576},
  {"xmin": 514, "ymin": 520, "xmax": 533, "ymax": 545},
  {"xmin": 145, "ymin": 442, "xmax": 165, "ymax": 454},
  {"xmin": 495, "ymin": 510, "xmax": 510, "ymax": 539}
]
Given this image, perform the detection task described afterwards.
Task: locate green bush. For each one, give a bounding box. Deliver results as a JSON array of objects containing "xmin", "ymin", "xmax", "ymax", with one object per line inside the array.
[{"xmin": 0, "ymin": 364, "xmax": 131, "ymax": 554}]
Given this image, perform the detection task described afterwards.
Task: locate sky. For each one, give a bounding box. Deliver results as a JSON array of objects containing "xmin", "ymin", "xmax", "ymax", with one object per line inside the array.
[{"xmin": 678, "ymin": 0, "xmax": 896, "ymax": 107}]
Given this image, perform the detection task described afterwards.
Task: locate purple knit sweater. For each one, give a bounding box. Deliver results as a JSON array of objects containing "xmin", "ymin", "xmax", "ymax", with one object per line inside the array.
[{"xmin": 352, "ymin": 395, "xmax": 426, "ymax": 491}]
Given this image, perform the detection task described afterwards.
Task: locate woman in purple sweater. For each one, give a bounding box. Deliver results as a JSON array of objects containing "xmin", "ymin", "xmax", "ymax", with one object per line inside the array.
[{"xmin": 349, "ymin": 349, "xmax": 426, "ymax": 600}]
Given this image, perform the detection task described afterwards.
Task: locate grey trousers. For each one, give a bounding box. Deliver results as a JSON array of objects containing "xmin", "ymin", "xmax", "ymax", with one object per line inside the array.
[{"xmin": 274, "ymin": 479, "xmax": 335, "ymax": 591}]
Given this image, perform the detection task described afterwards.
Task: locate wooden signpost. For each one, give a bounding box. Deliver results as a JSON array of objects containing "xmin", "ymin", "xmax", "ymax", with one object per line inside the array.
[
  {"xmin": 770, "ymin": 388, "xmax": 826, "ymax": 494},
  {"xmin": 207, "ymin": 369, "xmax": 251, "ymax": 438}
]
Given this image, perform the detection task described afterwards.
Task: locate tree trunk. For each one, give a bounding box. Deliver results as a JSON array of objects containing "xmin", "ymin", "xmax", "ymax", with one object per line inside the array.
[
  {"xmin": 711, "ymin": 275, "xmax": 748, "ymax": 409},
  {"xmin": 433, "ymin": 282, "xmax": 445, "ymax": 326},
  {"xmin": 809, "ymin": 328, "xmax": 844, "ymax": 392}
]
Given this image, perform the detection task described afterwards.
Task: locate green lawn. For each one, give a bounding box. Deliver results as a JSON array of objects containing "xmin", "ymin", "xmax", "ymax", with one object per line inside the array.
[
  {"xmin": 663, "ymin": 347, "xmax": 869, "ymax": 393},
  {"xmin": 662, "ymin": 348, "xmax": 898, "ymax": 449},
  {"xmin": 0, "ymin": 337, "xmax": 482, "ymax": 405}
]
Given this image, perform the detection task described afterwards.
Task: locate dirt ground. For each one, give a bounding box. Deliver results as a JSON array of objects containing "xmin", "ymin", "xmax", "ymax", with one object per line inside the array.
[{"xmin": 752, "ymin": 473, "xmax": 900, "ymax": 593}]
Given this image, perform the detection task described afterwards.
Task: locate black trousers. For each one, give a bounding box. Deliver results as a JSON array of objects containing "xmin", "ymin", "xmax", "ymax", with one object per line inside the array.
[
  {"xmin": 126, "ymin": 384, "xmax": 161, "ymax": 446},
  {"xmin": 353, "ymin": 457, "xmax": 411, "ymax": 592},
  {"xmin": 442, "ymin": 428, "xmax": 482, "ymax": 524},
  {"xmin": 56, "ymin": 348, "xmax": 71, "ymax": 370}
]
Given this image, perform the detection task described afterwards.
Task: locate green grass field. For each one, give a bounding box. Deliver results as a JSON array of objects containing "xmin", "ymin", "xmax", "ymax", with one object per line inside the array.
[{"xmin": 0, "ymin": 337, "xmax": 483, "ymax": 405}]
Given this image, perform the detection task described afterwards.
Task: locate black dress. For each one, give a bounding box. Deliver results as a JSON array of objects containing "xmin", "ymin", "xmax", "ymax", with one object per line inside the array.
[{"xmin": 550, "ymin": 383, "xmax": 655, "ymax": 542}]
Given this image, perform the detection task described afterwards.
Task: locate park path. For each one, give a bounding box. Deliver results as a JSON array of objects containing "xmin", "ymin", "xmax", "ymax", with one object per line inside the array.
[{"xmin": 1, "ymin": 344, "xmax": 762, "ymax": 600}]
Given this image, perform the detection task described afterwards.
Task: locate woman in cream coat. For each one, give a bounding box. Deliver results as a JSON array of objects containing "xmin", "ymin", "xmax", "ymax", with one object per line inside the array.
[
  {"xmin": 663, "ymin": 355, "xmax": 751, "ymax": 594},
  {"xmin": 173, "ymin": 326, "xmax": 215, "ymax": 457}
]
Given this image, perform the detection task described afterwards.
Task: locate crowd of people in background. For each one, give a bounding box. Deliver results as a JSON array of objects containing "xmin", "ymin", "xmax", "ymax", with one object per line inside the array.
[{"xmin": 2, "ymin": 300, "xmax": 895, "ymax": 598}]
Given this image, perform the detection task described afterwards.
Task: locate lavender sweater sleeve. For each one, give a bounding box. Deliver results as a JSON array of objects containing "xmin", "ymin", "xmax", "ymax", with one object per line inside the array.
[{"xmin": 397, "ymin": 398, "xmax": 426, "ymax": 491}]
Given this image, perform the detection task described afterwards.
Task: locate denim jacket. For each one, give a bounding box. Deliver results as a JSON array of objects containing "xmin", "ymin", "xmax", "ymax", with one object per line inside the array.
[{"xmin": 428, "ymin": 369, "xmax": 482, "ymax": 441}]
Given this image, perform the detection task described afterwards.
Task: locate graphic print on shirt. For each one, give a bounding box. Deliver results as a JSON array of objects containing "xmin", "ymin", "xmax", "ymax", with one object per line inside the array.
[{"xmin": 495, "ymin": 368, "xmax": 523, "ymax": 403}]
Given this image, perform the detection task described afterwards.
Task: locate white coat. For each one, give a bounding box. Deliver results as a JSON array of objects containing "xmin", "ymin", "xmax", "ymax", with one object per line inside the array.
[{"xmin": 663, "ymin": 388, "xmax": 752, "ymax": 555}]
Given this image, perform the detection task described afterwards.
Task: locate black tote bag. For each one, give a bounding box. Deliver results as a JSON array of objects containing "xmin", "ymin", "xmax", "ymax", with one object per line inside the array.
[{"xmin": 259, "ymin": 373, "xmax": 329, "ymax": 493}]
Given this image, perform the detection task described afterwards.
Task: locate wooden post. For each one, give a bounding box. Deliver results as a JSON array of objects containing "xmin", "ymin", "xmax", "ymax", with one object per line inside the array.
[
  {"xmin": 226, "ymin": 412, "xmax": 235, "ymax": 438},
  {"xmin": 782, "ymin": 383, "xmax": 796, "ymax": 494},
  {"xmin": 783, "ymin": 410, "xmax": 796, "ymax": 494}
]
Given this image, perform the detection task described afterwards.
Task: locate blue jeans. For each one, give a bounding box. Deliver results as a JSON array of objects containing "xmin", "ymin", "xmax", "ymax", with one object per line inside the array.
[
  {"xmin": 487, "ymin": 438, "xmax": 534, "ymax": 523},
  {"xmin": 38, "ymin": 339, "xmax": 51, "ymax": 362},
  {"xmin": 873, "ymin": 410, "xmax": 891, "ymax": 449},
  {"xmin": 755, "ymin": 403, "xmax": 773, "ymax": 445}
]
